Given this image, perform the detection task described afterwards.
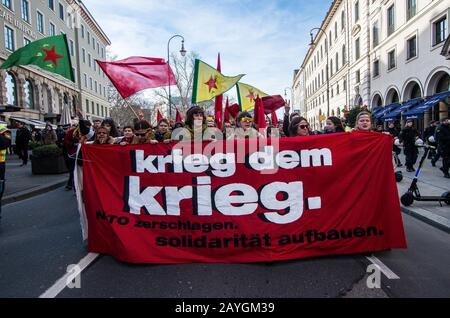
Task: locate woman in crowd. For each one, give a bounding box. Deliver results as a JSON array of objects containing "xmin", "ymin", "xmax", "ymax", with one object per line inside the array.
[
  {"xmin": 149, "ymin": 119, "xmax": 172, "ymax": 144},
  {"xmin": 133, "ymin": 120, "xmax": 152, "ymax": 144},
  {"xmin": 185, "ymin": 106, "xmax": 207, "ymax": 140},
  {"xmin": 115, "ymin": 126, "xmax": 139, "ymax": 145},
  {"xmin": 41, "ymin": 123, "xmax": 57, "ymax": 145},
  {"xmin": 101, "ymin": 118, "xmax": 120, "ymax": 139},
  {"xmin": 324, "ymin": 116, "xmax": 345, "ymax": 134},
  {"xmin": 228, "ymin": 112, "xmax": 262, "ymax": 139},
  {"xmin": 288, "ymin": 116, "xmax": 311, "ymax": 137},
  {"xmin": 353, "ymin": 111, "xmax": 373, "ymax": 131}
]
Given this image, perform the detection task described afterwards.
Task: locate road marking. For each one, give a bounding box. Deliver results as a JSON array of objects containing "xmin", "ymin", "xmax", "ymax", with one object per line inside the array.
[
  {"xmin": 366, "ymin": 255, "xmax": 400, "ymax": 280},
  {"xmin": 39, "ymin": 253, "xmax": 99, "ymax": 298}
]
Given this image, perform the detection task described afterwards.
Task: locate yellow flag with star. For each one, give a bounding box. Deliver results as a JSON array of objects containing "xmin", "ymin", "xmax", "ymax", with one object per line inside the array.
[
  {"xmin": 236, "ymin": 82, "xmax": 269, "ymax": 111},
  {"xmin": 192, "ymin": 59, "xmax": 244, "ymax": 103}
]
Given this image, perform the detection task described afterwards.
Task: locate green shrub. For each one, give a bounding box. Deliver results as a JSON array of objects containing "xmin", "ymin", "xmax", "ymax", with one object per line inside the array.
[
  {"xmin": 29, "ymin": 140, "xmax": 42, "ymax": 150},
  {"xmin": 32, "ymin": 144, "xmax": 63, "ymax": 158}
]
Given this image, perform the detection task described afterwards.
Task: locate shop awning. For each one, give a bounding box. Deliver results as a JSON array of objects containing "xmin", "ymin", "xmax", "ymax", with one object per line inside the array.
[
  {"xmin": 10, "ymin": 117, "xmax": 55, "ymax": 129},
  {"xmin": 403, "ymin": 90, "xmax": 450, "ymax": 119},
  {"xmin": 373, "ymin": 103, "xmax": 401, "ymax": 119},
  {"xmin": 382, "ymin": 98, "xmax": 423, "ymax": 121}
]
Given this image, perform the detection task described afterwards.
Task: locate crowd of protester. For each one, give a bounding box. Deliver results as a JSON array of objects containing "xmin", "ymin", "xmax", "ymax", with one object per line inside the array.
[{"xmin": 9, "ymin": 103, "xmax": 450, "ymax": 189}]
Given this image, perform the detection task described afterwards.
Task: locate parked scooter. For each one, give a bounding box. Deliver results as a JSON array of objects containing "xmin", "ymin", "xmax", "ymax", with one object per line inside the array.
[{"xmin": 400, "ymin": 143, "xmax": 450, "ymax": 207}]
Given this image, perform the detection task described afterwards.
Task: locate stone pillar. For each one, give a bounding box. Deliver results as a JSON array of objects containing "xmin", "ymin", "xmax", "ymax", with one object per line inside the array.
[
  {"xmin": 439, "ymin": 101, "xmax": 448, "ymax": 120},
  {"xmin": 16, "ymin": 74, "xmax": 26, "ymax": 108},
  {"xmin": 34, "ymin": 80, "xmax": 44, "ymax": 120},
  {"xmin": 0, "ymin": 69, "xmax": 7, "ymax": 105}
]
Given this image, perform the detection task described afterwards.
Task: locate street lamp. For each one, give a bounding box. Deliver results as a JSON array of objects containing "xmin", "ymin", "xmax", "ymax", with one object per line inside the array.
[
  {"xmin": 309, "ymin": 28, "xmax": 330, "ymax": 118},
  {"xmin": 167, "ymin": 35, "xmax": 186, "ymax": 120}
]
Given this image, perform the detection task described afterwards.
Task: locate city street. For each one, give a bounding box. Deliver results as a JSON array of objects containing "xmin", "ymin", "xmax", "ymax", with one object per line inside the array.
[{"xmin": 1, "ymin": 179, "xmax": 449, "ymax": 298}]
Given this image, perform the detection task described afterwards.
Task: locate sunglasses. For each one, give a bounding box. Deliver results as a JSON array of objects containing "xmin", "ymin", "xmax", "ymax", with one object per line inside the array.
[
  {"xmin": 241, "ymin": 117, "xmax": 253, "ymax": 123},
  {"xmin": 97, "ymin": 132, "xmax": 107, "ymax": 135},
  {"xmin": 298, "ymin": 124, "xmax": 309, "ymax": 129},
  {"xmin": 135, "ymin": 132, "xmax": 146, "ymax": 137}
]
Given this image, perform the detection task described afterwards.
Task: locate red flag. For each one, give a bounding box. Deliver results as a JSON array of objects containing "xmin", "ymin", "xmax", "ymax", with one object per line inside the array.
[
  {"xmin": 96, "ymin": 57, "xmax": 177, "ymax": 99},
  {"xmin": 261, "ymin": 95, "xmax": 285, "ymax": 114},
  {"xmin": 255, "ymin": 96, "xmax": 266, "ymax": 129},
  {"xmin": 224, "ymin": 97, "xmax": 230, "ymax": 123},
  {"xmin": 229, "ymin": 103, "xmax": 240, "ymax": 118},
  {"xmin": 175, "ymin": 109, "xmax": 182, "ymax": 123},
  {"xmin": 214, "ymin": 53, "xmax": 223, "ymax": 129},
  {"xmin": 157, "ymin": 109, "xmax": 163, "ymax": 122},
  {"xmin": 271, "ymin": 111, "xmax": 278, "ymax": 125}
]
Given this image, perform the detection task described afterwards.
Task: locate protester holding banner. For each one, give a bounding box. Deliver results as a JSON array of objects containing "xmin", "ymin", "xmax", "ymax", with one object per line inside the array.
[
  {"xmin": 228, "ymin": 112, "xmax": 262, "ymax": 139},
  {"xmin": 354, "ymin": 111, "xmax": 373, "ymax": 132},
  {"xmin": 115, "ymin": 126, "xmax": 139, "ymax": 146},
  {"xmin": 93, "ymin": 126, "xmax": 114, "ymax": 145},
  {"xmin": 288, "ymin": 117, "xmax": 311, "ymax": 137},
  {"xmin": 324, "ymin": 116, "xmax": 345, "ymax": 134},
  {"xmin": 132, "ymin": 120, "xmax": 152, "ymax": 144},
  {"xmin": 150, "ymin": 119, "xmax": 172, "ymax": 144},
  {"xmin": 101, "ymin": 118, "xmax": 120, "ymax": 139},
  {"xmin": 185, "ymin": 106, "xmax": 207, "ymax": 140}
]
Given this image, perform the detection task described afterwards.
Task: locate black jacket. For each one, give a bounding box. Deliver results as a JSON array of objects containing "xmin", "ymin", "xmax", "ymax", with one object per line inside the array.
[
  {"xmin": 15, "ymin": 127, "xmax": 31, "ymax": 146},
  {"xmin": 399, "ymin": 126, "xmax": 419, "ymax": 148},
  {"xmin": 436, "ymin": 124, "xmax": 450, "ymax": 155}
]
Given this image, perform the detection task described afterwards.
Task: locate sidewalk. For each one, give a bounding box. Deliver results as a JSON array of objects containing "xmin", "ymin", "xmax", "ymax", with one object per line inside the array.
[
  {"xmin": 396, "ymin": 148, "xmax": 450, "ymax": 232},
  {"xmin": 2, "ymin": 153, "xmax": 68, "ymax": 205}
]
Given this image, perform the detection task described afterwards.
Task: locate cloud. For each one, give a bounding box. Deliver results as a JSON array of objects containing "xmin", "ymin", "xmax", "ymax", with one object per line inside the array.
[{"xmin": 87, "ymin": 0, "xmax": 329, "ymax": 101}]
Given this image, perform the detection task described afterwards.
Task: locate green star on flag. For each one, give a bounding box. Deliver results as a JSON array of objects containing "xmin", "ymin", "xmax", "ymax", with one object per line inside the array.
[{"xmin": 1, "ymin": 34, "xmax": 74, "ymax": 82}]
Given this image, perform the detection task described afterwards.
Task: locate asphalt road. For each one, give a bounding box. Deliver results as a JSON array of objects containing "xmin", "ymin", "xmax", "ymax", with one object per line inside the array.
[{"xmin": 0, "ymin": 188, "xmax": 449, "ymax": 298}]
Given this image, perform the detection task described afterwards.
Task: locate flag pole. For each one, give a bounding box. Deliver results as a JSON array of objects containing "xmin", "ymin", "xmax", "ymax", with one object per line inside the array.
[{"xmin": 121, "ymin": 96, "xmax": 141, "ymax": 120}]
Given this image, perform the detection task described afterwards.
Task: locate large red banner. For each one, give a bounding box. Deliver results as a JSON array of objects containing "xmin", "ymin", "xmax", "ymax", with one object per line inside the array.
[{"xmin": 80, "ymin": 131, "xmax": 407, "ymax": 264}]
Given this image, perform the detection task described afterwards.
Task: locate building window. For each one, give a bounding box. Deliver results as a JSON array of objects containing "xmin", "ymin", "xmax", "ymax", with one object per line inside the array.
[
  {"xmin": 88, "ymin": 53, "xmax": 91, "ymax": 67},
  {"xmin": 92, "ymin": 101, "xmax": 95, "ymax": 114},
  {"xmin": 23, "ymin": 37, "xmax": 31, "ymax": 46},
  {"xmin": 4, "ymin": 26, "xmax": 14, "ymax": 51},
  {"xmin": 337, "ymin": 84, "xmax": 340, "ymax": 95},
  {"xmin": 59, "ymin": 3, "xmax": 64, "ymax": 21},
  {"xmin": 5, "ymin": 72, "xmax": 17, "ymax": 105},
  {"xmin": 24, "ymin": 79, "xmax": 34, "ymax": 109},
  {"xmin": 329, "ymin": 31, "xmax": 332, "ymax": 48},
  {"xmin": 97, "ymin": 104, "xmax": 99, "ymax": 116},
  {"xmin": 388, "ymin": 49, "xmax": 396, "ymax": 70},
  {"xmin": 48, "ymin": 0, "xmax": 54, "ymax": 10},
  {"xmin": 82, "ymin": 48, "xmax": 86, "ymax": 63},
  {"xmin": 407, "ymin": 35, "xmax": 417, "ymax": 60},
  {"xmin": 343, "ymin": 79, "xmax": 347, "ymax": 91},
  {"xmin": 69, "ymin": 39, "xmax": 74, "ymax": 56},
  {"xmin": 101, "ymin": 47, "xmax": 104, "ymax": 58},
  {"xmin": 372, "ymin": 22, "xmax": 379, "ymax": 47},
  {"xmin": 407, "ymin": 0, "xmax": 416, "ymax": 21},
  {"xmin": 355, "ymin": 1, "xmax": 359, "ymax": 22},
  {"xmin": 21, "ymin": 0, "xmax": 29, "ymax": 23},
  {"xmin": 95, "ymin": 81, "xmax": 98, "ymax": 93},
  {"xmin": 355, "ymin": 70, "xmax": 360, "ymax": 83},
  {"xmin": 86, "ymin": 99, "xmax": 89, "ymax": 113},
  {"xmin": 330, "ymin": 59, "xmax": 333, "ymax": 77},
  {"xmin": 37, "ymin": 12, "xmax": 44, "ymax": 33},
  {"xmin": 335, "ymin": 22, "xmax": 338, "ymax": 39},
  {"xmin": 97, "ymin": 43, "xmax": 100, "ymax": 55},
  {"xmin": 94, "ymin": 61, "xmax": 97, "ymax": 71},
  {"xmin": 81, "ymin": 24, "xmax": 85, "ymax": 38},
  {"xmin": 87, "ymin": 31, "xmax": 90, "ymax": 44},
  {"xmin": 373, "ymin": 59, "xmax": 380, "ymax": 77},
  {"xmin": 387, "ymin": 5, "xmax": 395, "ymax": 36},
  {"xmin": 2, "ymin": 0, "xmax": 12, "ymax": 10},
  {"xmin": 341, "ymin": 11, "xmax": 345, "ymax": 30},
  {"xmin": 335, "ymin": 52, "xmax": 339, "ymax": 72},
  {"xmin": 342, "ymin": 45, "xmax": 346, "ymax": 64},
  {"xmin": 49, "ymin": 22, "xmax": 55, "ymax": 36},
  {"xmin": 89, "ymin": 77, "xmax": 93, "ymax": 90},
  {"xmin": 433, "ymin": 16, "xmax": 447, "ymax": 46},
  {"xmin": 84, "ymin": 74, "xmax": 87, "ymax": 88},
  {"xmin": 355, "ymin": 38, "xmax": 360, "ymax": 60}
]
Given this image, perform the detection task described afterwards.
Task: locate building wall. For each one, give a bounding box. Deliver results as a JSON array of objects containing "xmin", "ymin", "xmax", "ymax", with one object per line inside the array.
[
  {"xmin": 0, "ymin": 0, "xmax": 111, "ymax": 124},
  {"xmin": 294, "ymin": 0, "xmax": 450, "ymax": 130}
]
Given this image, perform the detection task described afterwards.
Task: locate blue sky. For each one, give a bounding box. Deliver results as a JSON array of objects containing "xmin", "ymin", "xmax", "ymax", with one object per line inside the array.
[{"xmin": 87, "ymin": 0, "xmax": 331, "ymax": 101}]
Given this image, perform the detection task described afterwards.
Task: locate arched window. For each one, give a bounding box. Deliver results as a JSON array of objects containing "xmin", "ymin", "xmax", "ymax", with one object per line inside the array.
[
  {"xmin": 342, "ymin": 45, "xmax": 346, "ymax": 64},
  {"xmin": 335, "ymin": 52, "xmax": 339, "ymax": 72},
  {"xmin": 5, "ymin": 72, "xmax": 18, "ymax": 106},
  {"xmin": 24, "ymin": 79, "xmax": 34, "ymax": 109}
]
